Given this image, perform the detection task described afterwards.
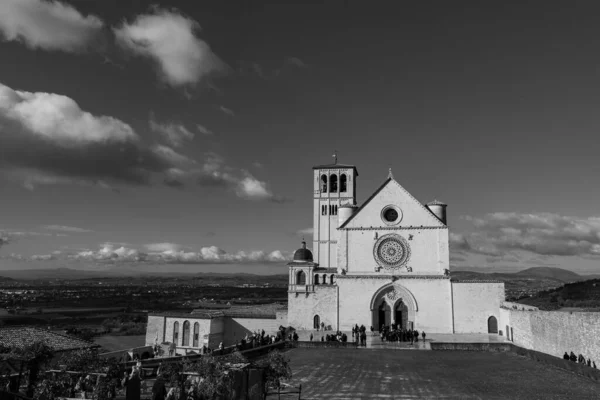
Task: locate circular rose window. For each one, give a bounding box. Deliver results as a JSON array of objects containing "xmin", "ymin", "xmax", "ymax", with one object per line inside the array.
[
  {"xmin": 373, "ymin": 234, "xmax": 411, "ymax": 270},
  {"xmin": 380, "ymin": 205, "xmax": 402, "ymax": 226}
]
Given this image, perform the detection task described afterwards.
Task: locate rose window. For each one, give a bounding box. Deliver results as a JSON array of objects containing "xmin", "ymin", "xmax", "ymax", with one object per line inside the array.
[{"xmin": 373, "ymin": 234, "xmax": 411, "ymax": 270}]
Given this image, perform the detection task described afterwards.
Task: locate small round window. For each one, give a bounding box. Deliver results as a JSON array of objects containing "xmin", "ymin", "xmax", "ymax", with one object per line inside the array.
[
  {"xmin": 381, "ymin": 205, "xmax": 402, "ymax": 226},
  {"xmin": 384, "ymin": 208, "xmax": 398, "ymax": 222}
]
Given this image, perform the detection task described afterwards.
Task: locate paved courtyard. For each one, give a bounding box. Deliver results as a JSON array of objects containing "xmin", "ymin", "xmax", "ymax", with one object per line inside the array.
[{"xmin": 286, "ymin": 348, "xmax": 600, "ymax": 399}]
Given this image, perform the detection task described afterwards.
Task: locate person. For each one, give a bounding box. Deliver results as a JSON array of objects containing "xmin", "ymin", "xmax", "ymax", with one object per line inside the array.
[
  {"xmin": 563, "ymin": 352, "xmax": 570, "ymax": 360},
  {"xmin": 123, "ymin": 368, "xmax": 141, "ymax": 400},
  {"xmin": 321, "ymin": 321, "xmax": 325, "ymax": 331},
  {"xmin": 593, "ymin": 361, "xmax": 597, "ymax": 369},
  {"xmin": 587, "ymin": 359, "xmax": 591, "ymax": 367},
  {"xmin": 321, "ymin": 336, "xmax": 324, "ymax": 342},
  {"xmin": 414, "ymin": 330, "xmax": 419, "ymax": 342},
  {"xmin": 218, "ymin": 342, "xmax": 224, "ymax": 351},
  {"xmin": 370, "ymin": 326, "xmax": 374, "ymax": 336},
  {"xmin": 310, "ymin": 333, "xmax": 313, "ymax": 341},
  {"xmin": 168, "ymin": 342, "xmax": 176, "ymax": 357},
  {"xmin": 152, "ymin": 373, "xmax": 168, "ymax": 400},
  {"xmin": 569, "ymin": 352, "xmax": 577, "ymax": 362},
  {"xmin": 422, "ymin": 331, "xmax": 426, "ymax": 341}
]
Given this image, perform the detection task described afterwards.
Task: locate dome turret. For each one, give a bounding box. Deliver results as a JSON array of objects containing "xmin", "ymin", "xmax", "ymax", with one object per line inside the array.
[{"xmin": 293, "ymin": 240, "xmax": 313, "ymax": 262}]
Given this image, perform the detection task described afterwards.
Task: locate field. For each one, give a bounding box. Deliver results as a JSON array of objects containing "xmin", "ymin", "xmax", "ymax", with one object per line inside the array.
[
  {"xmin": 286, "ymin": 348, "xmax": 600, "ymax": 399},
  {"xmin": 93, "ymin": 335, "xmax": 146, "ymax": 352}
]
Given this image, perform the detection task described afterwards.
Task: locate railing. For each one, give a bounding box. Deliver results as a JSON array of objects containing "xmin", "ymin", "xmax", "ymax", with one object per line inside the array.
[{"xmin": 288, "ymin": 284, "xmax": 314, "ymax": 293}]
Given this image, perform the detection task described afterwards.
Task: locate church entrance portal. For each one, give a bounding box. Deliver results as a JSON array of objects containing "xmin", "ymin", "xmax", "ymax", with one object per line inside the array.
[{"xmin": 370, "ymin": 283, "xmax": 417, "ymax": 331}]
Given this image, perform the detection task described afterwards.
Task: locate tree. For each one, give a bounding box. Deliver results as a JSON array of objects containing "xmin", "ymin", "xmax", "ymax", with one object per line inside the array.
[
  {"xmin": 255, "ymin": 350, "xmax": 292, "ymax": 395},
  {"xmin": 13, "ymin": 341, "xmax": 55, "ymax": 398}
]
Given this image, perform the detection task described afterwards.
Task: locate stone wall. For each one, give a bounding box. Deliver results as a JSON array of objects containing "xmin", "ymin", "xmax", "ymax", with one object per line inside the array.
[
  {"xmin": 451, "ymin": 281, "xmax": 504, "ymax": 333},
  {"xmin": 223, "ymin": 317, "xmax": 282, "ymax": 344},
  {"xmin": 287, "ymin": 285, "xmax": 338, "ymax": 330},
  {"xmin": 145, "ymin": 315, "xmax": 166, "ymax": 346},
  {"xmin": 504, "ymin": 310, "xmax": 600, "ymax": 366}
]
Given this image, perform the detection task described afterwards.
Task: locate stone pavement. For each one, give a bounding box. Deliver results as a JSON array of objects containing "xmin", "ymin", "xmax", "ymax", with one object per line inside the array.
[{"xmin": 294, "ymin": 330, "xmax": 509, "ymax": 350}]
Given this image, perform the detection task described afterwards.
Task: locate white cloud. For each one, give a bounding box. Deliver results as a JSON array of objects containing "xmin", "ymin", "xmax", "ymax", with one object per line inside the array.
[
  {"xmin": 42, "ymin": 225, "xmax": 92, "ymax": 233},
  {"xmin": 296, "ymin": 227, "xmax": 314, "ymax": 237},
  {"xmin": 145, "ymin": 242, "xmax": 185, "ymax": 253},
  {"xmin": 0, "ymin": 83, "xmax": 137, "ymax": 146},
  {"xmin": 218, "ymin": 106, "xmax": 235, "ymax": 116},
  {"xmin": 455, "ymin": 212, "xmax": 600, "ymax": 258},
  {"xmin": 0, "ymin": 0, "xmax": 104, "ymax": 53},
  {"xmin": 152, "ymin": 144, "xmax": 196, "ymax": 166},
  {"xmin": 196, "ymin": 124, "xmax": 213, "ymax": 136},
  {"xmin": 114, "ymin": 8, "xmax": 226, "ymax": 87},
  {"xmin": 149, "ymin": 116, "xmax": 195, "ymax": 147}
]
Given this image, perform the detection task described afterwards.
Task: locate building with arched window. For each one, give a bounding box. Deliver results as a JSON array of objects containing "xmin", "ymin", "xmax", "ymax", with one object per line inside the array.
[{"xmin": 287, "ymin": 160, "xmax": 506, "ymax": 334}]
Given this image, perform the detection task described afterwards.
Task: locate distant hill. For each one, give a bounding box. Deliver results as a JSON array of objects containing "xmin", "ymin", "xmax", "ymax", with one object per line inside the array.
[
  {"xmin": 514, "ymin": 267, "xmax": 583, "ymax": 282},
  {"xmin": 517, "ymin": 278, "xmax": 600, "ymax": 310},
  {"xmin": 0, "ymin": 276, "xmax": 14, "ymax": 282}
]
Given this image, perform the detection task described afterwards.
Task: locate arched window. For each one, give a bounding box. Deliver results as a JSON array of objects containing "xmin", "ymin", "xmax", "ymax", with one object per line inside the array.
[
  {"xmin": 296, "ymin": 270, "xmax": 306, "ymax": 285},
  {"xmin": 173, "ymin": 321, "xmax": 179, "ymax": 343},
  {"xmin": 322, "ymin": 274, "xmax": 327, "ymax": 284},
  {"xmin": 330, "ymin": 174, "xmax": 338, "ymax": 192},
  {"xmin": 340, "ymin": 174, "xmax": 347, "ymax": 192},
  {"xmin": 193, "ymin": 322, "xmax": 200, "ymax": 347},
  {"xmin": 321, "ymin": 175, "xmax": 328, "ymax": 192},
  {"xmin": 330, "ymin": 274, "xmax": 335, "ymax": 284},
  {"xmin": 182, "ymin": 320, "xmax": 190, "ymax": 346},
  {"xmin": 313, "ymin": 315, "xmax": 320, "ymax": 329},
  {"xmin": 314, "ymin": 274, "xmax": 320, "ymax": 285},
  {"xmin": 487, "ymin": 316, "xmax": 498, "ymax": 334}
]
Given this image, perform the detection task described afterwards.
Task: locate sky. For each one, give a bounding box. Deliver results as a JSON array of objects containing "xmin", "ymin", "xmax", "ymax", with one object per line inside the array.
[{"xmin": 1, "ymin": 0, "xmax": 600, "ymax": 275}]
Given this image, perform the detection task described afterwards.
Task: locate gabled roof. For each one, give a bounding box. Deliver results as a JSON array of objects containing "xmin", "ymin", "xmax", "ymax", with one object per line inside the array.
[
  {"xmin": 313, "ymin": 164, "xmax": 358, "ymax": 176},
  {"xmin": 338, "ymin": 177, "xmax": 391, "ymax": 229},
  {"xmin": 0, "ymin": 327, "xmax": 98, "ymax": 352},
  {"xmin": 338, "ymin": 177, "xmax": 446, "ymax": 229}
]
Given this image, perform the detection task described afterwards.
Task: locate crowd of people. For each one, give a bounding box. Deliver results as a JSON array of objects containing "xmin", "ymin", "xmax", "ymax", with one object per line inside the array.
[
  {"xmin": 379, "ymin": 324, "xmax": 425, "ymax": 345},
  {"xmin": 563, "ymin": 351, "xmax": 597, "ymax": 369}
]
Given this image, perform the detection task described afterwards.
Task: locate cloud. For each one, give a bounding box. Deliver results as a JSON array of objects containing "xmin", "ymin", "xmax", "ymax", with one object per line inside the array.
[
  {"xmin": 218, "ymin": 106, "xmax": 235, "ymax": 116},
  {"xmin": 42, "ymin": 225, "xmax": 92, "ymax": 233},
  {"xmin": 196, "ymin": 124, "xmax": 213, "ymax": 136},
  {"xmin": 149, "ymin": 115, "xmax": 195, "ymax": 147},
  {"xmin": 455, "ymin": 212, "xmax": 600, "ymax": 258},
  {"xmin": 195, "ymin": 153, "xmax": 288, "ymax": 202},
  {"xmin": 0, "ymin": 0, "xmax": 104, "ymax": 53},
  {"xmin": 297, "ymin": 227, "xmax": 314, "ymax": 237},
  {"xmin": 285, "ymin": 57, "xmax": 308, "ymax": 68},
  {"xmin": 114, "ymin": 7, "xmax": 227, "ymax": 87},
  {"xmin": 66, "ymin": 242, "xmax": 291, "ymax": 264},
  {"xmin": 0, "ymin": 81, "xmax": 196, "ymax": 189}
]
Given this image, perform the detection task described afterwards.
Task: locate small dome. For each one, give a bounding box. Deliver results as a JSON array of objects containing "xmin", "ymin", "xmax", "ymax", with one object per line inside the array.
[
  {"xmin": 427, "ymin": 199, "xmax": 447, "ymax": 206},
  {"xmin": 293, "ymin": 240, "xmax": 313, "ymax": 262}
]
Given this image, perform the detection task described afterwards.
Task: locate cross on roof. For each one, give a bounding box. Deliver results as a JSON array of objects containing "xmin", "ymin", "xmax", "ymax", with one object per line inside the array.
[{"xmin": 332, "ymin": 150, "xmax": 337, "ymax": 164}]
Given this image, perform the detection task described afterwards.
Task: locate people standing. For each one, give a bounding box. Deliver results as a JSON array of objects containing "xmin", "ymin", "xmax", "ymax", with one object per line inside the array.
[
  {"xmin": 123, "ymin": 368, "xmax": 141, "ymax": 400},
  {"xmin": 152, "ymin": 373, "xmax": 168, "ymax": 400}
]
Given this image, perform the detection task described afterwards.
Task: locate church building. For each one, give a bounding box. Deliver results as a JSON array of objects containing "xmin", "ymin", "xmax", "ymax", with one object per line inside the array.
[{"xmin": 287, "ymin": 160, "xmax": 505, "ymax": 334}]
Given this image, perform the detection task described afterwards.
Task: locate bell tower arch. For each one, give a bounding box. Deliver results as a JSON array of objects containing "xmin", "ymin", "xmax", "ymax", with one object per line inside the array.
[{"xmin": 312, "ymin": 155, "xmax": 358, "ymax": 269}]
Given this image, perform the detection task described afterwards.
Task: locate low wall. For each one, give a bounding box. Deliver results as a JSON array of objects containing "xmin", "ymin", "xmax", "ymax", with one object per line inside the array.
[
  {"xmin": 506, "ymin": 310, "xmax": 600, "ymax": 366},
  {"xmin": 430, "ymin": 342, "xmax": 513, "ymax": 352},
  {"xmin": 294, "ymin": 341, "xmax": 358, "ymax": 349}
]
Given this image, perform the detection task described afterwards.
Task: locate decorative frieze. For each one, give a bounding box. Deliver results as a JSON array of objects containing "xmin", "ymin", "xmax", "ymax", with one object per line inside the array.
[
  {"xmin": 337, "ymin": 274, "xmax": 449, "ymax": 280},
  {"xmin": 342, "ymin": 226, "xmax": 447, "ymax": 231}
]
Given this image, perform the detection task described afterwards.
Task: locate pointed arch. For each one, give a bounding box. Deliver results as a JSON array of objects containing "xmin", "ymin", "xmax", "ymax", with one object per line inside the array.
[
  {"xmin": 369, "ymin": 283, "xmax": 418, "ymax": 311},
  {"xmin": 340, "ymin": 174, "xmax": 347, "ymax": 192},
  {"xmin": 313, "ymin": 315, "xmax": 320, "ymax": 329},
  {"xmin": 488, "ymin": 316, "xmax": 498, "ymax": 333}
]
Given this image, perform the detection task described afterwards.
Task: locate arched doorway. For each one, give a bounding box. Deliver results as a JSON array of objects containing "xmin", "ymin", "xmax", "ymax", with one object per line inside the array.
[
  {"xmin": 313, "ymin": 315, "xmax": 320, "ymax": 329},
  {"xmin": 394, "ymin": 301, "xmax": 409, "ymax": 329},
  {"xmin": 488, "ymin": 316, "xmax": 498, "ymax": 333},
  {"xmin": 370, "ymin": 283, "xmax": 418, "ymax": 331},
  {"xmin": 377, "ymin": 301, "xmax": 391, "ymax": 329}
]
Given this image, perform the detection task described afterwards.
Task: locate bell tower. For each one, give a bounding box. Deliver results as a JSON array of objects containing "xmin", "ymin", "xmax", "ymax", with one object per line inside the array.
[{"xmin": 312, "ymin": 153, "xmax": 358, "ymax": 269}]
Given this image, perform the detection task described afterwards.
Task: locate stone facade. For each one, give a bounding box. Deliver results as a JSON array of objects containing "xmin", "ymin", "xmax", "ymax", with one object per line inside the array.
[{"xmin": 287, "ymin": 163, "xmax": 506, "ymax": 334}]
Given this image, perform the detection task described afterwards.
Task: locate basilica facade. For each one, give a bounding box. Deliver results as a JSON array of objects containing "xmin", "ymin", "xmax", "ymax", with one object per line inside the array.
[{"xmin": 287, "ymin": 162, "xmax": 505, "ymax": 334}]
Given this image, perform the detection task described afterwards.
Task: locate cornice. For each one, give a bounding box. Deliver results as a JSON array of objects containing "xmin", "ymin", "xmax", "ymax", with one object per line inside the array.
[
  {"xmin": 337, "ymin": 274, "xmax": 449, "ymax": 280},
  {"xmin": 451, "ymin": 279, "xmax": 504, "ymax": 284},
  {"xmin": 340, "ymin": 226, "xmax": 447, "ymax": 231}
]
